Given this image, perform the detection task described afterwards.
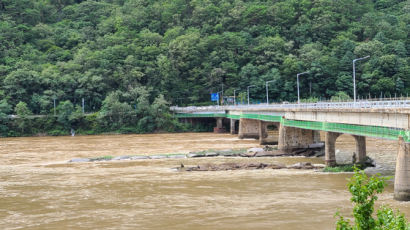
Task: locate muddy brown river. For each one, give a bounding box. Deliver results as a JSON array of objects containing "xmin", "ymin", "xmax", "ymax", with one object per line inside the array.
[{"xmin": 0, "ymin": 133, "xmax": 409, "ymax": 229}]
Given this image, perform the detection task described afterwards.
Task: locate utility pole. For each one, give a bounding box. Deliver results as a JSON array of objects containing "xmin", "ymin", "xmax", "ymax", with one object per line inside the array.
[
  {"xmin": 82, "ymin": 98, "xmax": 85, "ymax": 114},
  {"xmin": 53, "ymin": 98, "xmax": 56, "ymax": 116},
  {"xmin": 353, "ymin": 56, "xmax": 370, "ymax": 103},
  {"xmin": 233, "ymin": 89, "xmax": 239, "ymax": 106},
  {"xmin": 297, "ymin": 71, "xmax": 309, "ymax": 104},
  {"xmin": 265, "ymin": 80, "xmax": 275, "ymax": 104},
  {"xmin": 247, "ymin": 85, "xmax": 256, "ymax": 105}
]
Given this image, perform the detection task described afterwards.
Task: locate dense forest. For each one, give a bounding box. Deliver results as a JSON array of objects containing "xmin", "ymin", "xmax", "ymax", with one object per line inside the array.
[{"xmin": 0, "ymin": 0, "xmax": 409, "ymax": 136}]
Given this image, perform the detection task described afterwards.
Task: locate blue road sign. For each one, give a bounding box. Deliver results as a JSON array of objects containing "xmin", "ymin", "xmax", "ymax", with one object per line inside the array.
[{"xmin": 211, "ymin": 93, "xmax": 219, "ymax": 101}]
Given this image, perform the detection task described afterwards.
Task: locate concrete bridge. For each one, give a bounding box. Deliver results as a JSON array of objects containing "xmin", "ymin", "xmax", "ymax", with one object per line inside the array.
[{"xmin": 172, "ymin": 100, "xmax": 410, "ymax": 201}]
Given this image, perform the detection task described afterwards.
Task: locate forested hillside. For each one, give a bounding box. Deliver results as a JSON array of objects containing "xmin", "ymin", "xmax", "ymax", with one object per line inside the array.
[{"xmin": 0, "ymin": 0, "xmax": 409, "ymax": 135}]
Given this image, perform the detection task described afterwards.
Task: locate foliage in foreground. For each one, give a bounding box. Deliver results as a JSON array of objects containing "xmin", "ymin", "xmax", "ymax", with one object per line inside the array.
[{"xmin": 336, "ymin": 168, "xmax": 410, "ymax": 230}]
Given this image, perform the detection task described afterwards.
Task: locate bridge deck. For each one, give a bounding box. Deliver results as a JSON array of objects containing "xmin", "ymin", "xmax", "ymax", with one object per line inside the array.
[{"xmin": 173, "ymin": 100, "xmax": 410, "ymax": 142}]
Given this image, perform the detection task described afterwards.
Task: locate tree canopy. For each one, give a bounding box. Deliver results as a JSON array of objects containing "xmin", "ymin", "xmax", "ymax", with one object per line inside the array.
[{"xmin": 1, "ymin": 0, "xmax": 409, "ymax": 112}]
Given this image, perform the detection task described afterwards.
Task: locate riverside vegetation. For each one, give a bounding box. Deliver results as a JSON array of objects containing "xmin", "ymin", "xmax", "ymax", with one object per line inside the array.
[
  {"xmin": 336, "ymin": 168, "xmax": 410, "ymax": 230},
  {"xmin": 1, "ymin": 0, "xmax": 409, "ymax": 136}
]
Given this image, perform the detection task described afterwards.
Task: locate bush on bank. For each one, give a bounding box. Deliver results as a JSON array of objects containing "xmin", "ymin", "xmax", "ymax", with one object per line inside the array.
[{"xmin": 336, "ymin": 168, "xmax": 410, "ymax": 230}]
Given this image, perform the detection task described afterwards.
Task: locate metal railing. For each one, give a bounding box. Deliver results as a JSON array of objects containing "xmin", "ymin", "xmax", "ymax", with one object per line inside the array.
[{"xmin": 171, "ymin": 100, "xmax": 410, "ymax": 113}]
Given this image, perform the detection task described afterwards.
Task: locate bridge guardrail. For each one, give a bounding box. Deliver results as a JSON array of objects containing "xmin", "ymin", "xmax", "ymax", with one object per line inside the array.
[{"xmin": 171, "ymin": 100, "xmax": 410, "ymax": 112}]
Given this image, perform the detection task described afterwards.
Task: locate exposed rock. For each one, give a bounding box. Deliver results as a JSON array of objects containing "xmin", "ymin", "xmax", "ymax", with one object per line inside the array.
[
  {"xmin": 254, "ymin": 152, "xmax": 277, "ymax": 157},
  {"xmin": 307, "ymin": 143, "xmax": 325, "ymax": 148},
  {"xmin": 287, "ymin": 162, "xmax": 315, "ymax": 169},
  {"xmin": 168, "ymin": 154, "xmax": 186, "ymax": 159},
  {"xmin": 263, "ymin": 145, "xmax": 277, "ymax": 151},
  {"xmin": 247, "ymin": 147, "xmax": 264, "ymax": 154},
  {"xmin": 130, "ymin": 156, "xmax": 150, "ymax": 160},
  {"xmin": 178, "ymin": 162, "xmax": 287, "ymax": 171},
  {"xmin": 112, "ymin": 156, "xmax": 131, "ymax": 160},
  {"xmin": 221, "ymin": 152, "xmax": 239, "ymax": 157},
  {"xmin": 69, "ymin": 158, "xmax": 90, "ymax": 163},
  {"xmin": 205, "ymin": 152, "xmax": 219, "ymax": 157},
  {"xmin": 187, "ymin": 153, "xmax": 205, "ymax": 158},
  {"xmin": 150, "ymin": 155, "xmax": 167, "ymax": 159},
  {"xmin": 312, "ymin": 164, "xmax": 326, "ymax": 168},
  {"xmin": 314, "ymin": 150, "xmax": 325, "ymax": 157},
  {"xmin": 364, "ymin": 156, "xmax": 375, "ymax": 167}
]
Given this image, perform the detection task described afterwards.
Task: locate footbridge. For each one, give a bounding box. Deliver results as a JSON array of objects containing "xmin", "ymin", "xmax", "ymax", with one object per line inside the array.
[{"xmin": 172, "ymin": 100, "xmax": 410, "ymax": 201}]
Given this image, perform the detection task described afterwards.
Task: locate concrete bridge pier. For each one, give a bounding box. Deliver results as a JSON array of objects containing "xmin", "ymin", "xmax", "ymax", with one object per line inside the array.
[
  {"xmin": 259, "ymin": 121, "xmax": 279, "ymax": 145},
  {"xmin": 324, "ymin": 132, "xmax": 341, "ymax": 167},
  {"xmin": 278, "ymin": 126, "xmax": 316, "ymax": 152},
  {"xmin": 314, "ymin": 131, "xmax": 321, "ymax": 143},
  {"xmin": 238, "ymin": 118, "xmax": 259, "ymax": 139},
  {"xmin": 352, "ymin": 135, "xmax": 366, "ymax": 163},
  {"xmin": 214, "ymin": 117, "xmax": 225, "ymax": 133},
  {"xmin": 394, "ymin": 137, "xmax": 410, "ymax": 201},
  {"xmin": 230, "ymin": 119, "xmax": 238, "ymax": 134}
]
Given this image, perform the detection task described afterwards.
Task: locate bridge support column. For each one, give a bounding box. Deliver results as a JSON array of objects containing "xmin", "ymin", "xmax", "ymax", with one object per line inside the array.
[
  {"xmin": 313, "ymin": 130, "xmax": 321, "ymax": 143},
  {"xmin": 394, "ymin": 137, "xmax": 410, "ymax": 201},
  {"xmin": 259, "ymin": 121, "xmax": 268, "ymax": 145},
  {"xmin": 230, "ymin": 119, "xmax": 238, "ymax": 134},
  {"xmin": 214, "ymin": 118, "xmax": 225, "ymax": 133},
  {"xmin": 352, "ymin": 135, "xmax": 366, "ymax": 163},
  {"xmin": 278, "ymin": 126, "xmax": 315, "ymax": 152},
  {"xmin": 325, "ymin": 132, "xmax": 341, "ymax": 167},
  {"xmin": 238, "ymin": 118, "xmax": 259, "ymax": 139},
  {"xmin": 259, "ymin": 121, "xmax": 279, "ymax": 145}
]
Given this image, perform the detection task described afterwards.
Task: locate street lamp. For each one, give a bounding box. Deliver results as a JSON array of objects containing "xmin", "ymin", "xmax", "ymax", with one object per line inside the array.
[
  {"xmin": 353, "ymin": 56, "xmax": 370, "ymax": 103},
  {"xmin": 247, "ymin": 85, "xmax": 256, "ymax": 105},
  {"xmin": 297, "ymin": 71, "xmax": 309, "ymax": 104},
  {"xmin": 233, "ymin": 89, "xmax": 239, "ymax": 105},
  {"xmin": 266, "ymin": 80, "xmax": 275, "ymax": 104}
]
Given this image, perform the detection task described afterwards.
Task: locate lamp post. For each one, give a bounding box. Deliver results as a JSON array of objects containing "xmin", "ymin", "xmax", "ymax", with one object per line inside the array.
[
  {"xmin": 247, "ymin": 85, "xmax": 256, "ymax": 105},
  {"xmin": 353, "ymin": 56, "xmax": 370, "ymax": 103},
  {"xmin": 297, "ymin": 71, "xmax": 309, "ymax": 104},
  {"xmin": 53, "ymin": 97, "xmax": 56, "ymax": 116},
  {"xmin": 265, "ymin": 80, "xmax": 275, "ymax": 104},
  {"xmin": 233, "ymin": 89, "xmax": 239, "ymax": 105}
]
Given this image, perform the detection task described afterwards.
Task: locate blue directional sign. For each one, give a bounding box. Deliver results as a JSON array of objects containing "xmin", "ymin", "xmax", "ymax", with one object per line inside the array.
[{"xmin": 211, "ymin": 93, "xmax": 219, "ymax": 101}]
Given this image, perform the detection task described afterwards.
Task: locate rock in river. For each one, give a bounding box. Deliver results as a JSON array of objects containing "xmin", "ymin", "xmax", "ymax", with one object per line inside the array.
[
  {"xmin": 187, "ymin": 153, "xmax": 205, "ymax": 158},
  {"xmin": 168, "ymin": 154, "xmax": 186, "ymax": 159},
  {"xmin": 130, "ymin": 156, "xmax": 150, "ymax": 160},
  {"xmin": 150, "ymin": 155, "xmax": 167, "ymax": 159},
  {"xmin": 69, "ymin": 158, "xmax": 90, "ymax": 163},
  {"xmin": 112, "ymin": 156, "xmax": 131, "ymax": 160},
  {"xmin": 247, "ymin": 147, "xmax": 264, "ymax": 154}
]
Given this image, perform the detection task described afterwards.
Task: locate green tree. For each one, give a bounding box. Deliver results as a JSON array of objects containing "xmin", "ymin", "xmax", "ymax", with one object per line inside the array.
[
  {"xmin": 14, "ymin": 101, "xmax": 33, "ymax": 134},
  {"xmin": 98, "ymin": 92, "xmax": 134, "ymax": 130},
  {"xmin": 0, "ymin": 100, "xmax": 12, "ymax": 136},
  {"xmin": 336, "ymin": 168, "xmax": 410, "ymax": 230},
  {"xmin": 57, "ymin": 100, "xmax": 74, "ymax": 131},
  {"xmin": 331, "ymin": 91, "xmax": 352, "ymax": 102}
]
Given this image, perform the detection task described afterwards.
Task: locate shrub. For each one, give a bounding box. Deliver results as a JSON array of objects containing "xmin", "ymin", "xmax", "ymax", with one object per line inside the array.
[{"xmin": 335, "ymin": 168, "xmax": 409, "ymax": 230}]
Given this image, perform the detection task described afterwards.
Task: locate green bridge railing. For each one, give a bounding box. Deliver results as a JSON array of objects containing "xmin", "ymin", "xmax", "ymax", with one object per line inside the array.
[{"xmin": 175, "ymin": 113, "xmax": 410, "ymax": 142}]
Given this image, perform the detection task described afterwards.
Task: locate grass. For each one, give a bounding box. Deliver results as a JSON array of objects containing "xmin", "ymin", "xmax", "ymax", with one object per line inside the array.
[
  {"xmin": 89, "ymin": 155, "xmax": 114, "ymax": 161},
  {"xmin": 323, "ymin": 163, "xmax": 368, "ymax": 172}
]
